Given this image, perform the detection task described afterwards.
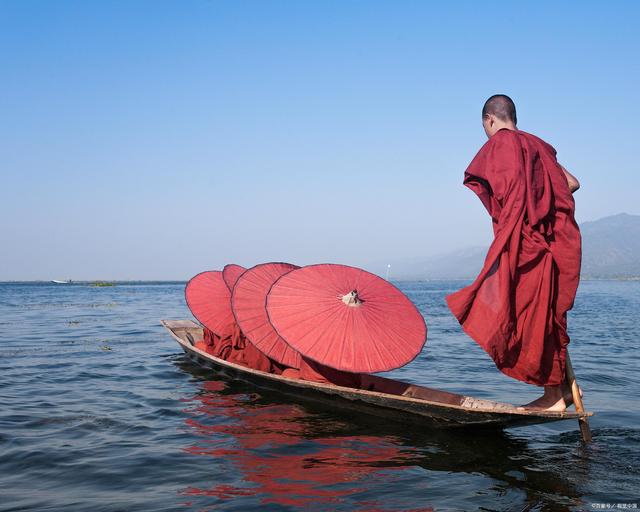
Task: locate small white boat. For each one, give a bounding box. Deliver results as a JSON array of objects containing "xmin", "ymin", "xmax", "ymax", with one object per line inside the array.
[{"xmin": 51, "ymin": 279, "xmax": 72, "ymax": 284}]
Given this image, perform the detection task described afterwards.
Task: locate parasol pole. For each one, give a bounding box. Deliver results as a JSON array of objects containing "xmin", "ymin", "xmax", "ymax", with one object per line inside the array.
[
  {"xmin": 386, "ymin": 264, "xmax": 391, "ymax": 281},
  {"xmin": 565, "ymin": 351, "xmax": 592, "ymax": 443}
]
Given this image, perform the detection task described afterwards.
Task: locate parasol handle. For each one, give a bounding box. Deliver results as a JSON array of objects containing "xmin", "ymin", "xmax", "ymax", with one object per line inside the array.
[{"xmin": 565, "ymin": 351, "xmax": 592, "ymax": 443}]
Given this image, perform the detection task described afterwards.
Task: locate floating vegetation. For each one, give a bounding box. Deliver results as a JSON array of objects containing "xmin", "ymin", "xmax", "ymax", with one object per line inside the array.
[{"xmin": 91, "ymin": 281, "xmax": 115, "ymax": 287}]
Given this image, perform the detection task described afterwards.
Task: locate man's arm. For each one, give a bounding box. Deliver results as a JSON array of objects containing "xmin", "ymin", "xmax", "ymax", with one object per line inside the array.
[{"xmin": 559, "ymin": 164, "xmax": 580, "ymax": 193}]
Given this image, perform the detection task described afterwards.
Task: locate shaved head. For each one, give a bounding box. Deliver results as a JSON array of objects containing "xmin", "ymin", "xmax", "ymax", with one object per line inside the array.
[{"xmin": 482, "ymin": 94, "xmax": 517, "ymax": 124}]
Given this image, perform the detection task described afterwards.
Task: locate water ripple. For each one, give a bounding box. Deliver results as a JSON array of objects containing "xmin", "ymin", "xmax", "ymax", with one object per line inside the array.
[{"xmin": 0, "ymin": 280, "xmax": 638, "ymax": 511}]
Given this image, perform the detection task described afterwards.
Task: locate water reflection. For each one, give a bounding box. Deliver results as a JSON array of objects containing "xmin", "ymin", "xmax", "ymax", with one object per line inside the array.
[
  {"xmin": 179, "ymin": 380, "xmax": 430, "ymax": 510},
  {"xmin": 175, "ymin": 366, "xmax": 589, "ymax": 511}
]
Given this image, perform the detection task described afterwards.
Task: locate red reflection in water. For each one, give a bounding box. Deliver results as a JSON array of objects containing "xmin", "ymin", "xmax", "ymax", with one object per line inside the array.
[{"xmin": 179, "ymin": 380, "xmax": 434, "ymax": 511}]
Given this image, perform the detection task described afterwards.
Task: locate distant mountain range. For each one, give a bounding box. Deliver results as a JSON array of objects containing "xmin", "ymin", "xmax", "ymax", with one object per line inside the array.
[
  {"xmin": 581, "ymin": 213, "xmax": 640, "ymax": 278},
  {"xmin": 373, "ymin": 213, "xmax": 640, "ymax": 280}
]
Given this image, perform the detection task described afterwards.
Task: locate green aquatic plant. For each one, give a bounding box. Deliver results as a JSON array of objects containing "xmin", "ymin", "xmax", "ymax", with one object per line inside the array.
[{"xmin": 91, "ymin": 281, "xmax": 115, "ymax": 287}]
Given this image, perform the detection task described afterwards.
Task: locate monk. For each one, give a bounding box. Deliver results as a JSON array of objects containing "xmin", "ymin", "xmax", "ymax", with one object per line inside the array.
[{"xmin": 446, "ymin": 94, "xmax": 581, "ymax": 411}]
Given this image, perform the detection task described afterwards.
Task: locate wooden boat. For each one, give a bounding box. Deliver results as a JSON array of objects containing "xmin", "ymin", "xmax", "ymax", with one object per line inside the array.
[{"xmin": 162, "ymin": 319, "xmax": 593, "ymax": 429}]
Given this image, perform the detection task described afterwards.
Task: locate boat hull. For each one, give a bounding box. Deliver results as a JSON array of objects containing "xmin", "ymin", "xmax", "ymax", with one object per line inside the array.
[{"xmin": 162, "ymin": 320, "xmax": 592, "ymax": 429}]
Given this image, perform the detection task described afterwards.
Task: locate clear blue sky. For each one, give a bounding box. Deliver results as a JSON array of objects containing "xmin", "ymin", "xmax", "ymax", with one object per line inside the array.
[{"xmin": 1, "ymin": 1, "xmax": 638, "ymax": 280}]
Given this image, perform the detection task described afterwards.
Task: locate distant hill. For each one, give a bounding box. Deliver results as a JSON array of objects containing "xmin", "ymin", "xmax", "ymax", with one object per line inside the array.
[
  {"xmin": 374, "ymin": 213, "xmax": 640, "ymax": 280},
  {"xmin": 377, "ymin": 247, "xmax": 486, "ymax": 281},
  {"xmin": 580, "ymin": 213, "xmax": 640, "ymax": 278}
]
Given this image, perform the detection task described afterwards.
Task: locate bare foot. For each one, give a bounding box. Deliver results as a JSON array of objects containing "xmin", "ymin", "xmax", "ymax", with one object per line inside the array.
[
  {"xmin": 521, "ymin": 393, "xmax": 567, "ymax": 411},
  {"xmin": 518, "ymin": 384, "xmax": 583, "ymax": 412}
]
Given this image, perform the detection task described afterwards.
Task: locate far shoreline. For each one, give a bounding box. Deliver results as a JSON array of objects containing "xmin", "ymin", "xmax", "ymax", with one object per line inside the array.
[{"xmin": 1, "ymin": 277, "xmax": 640, "ymax": 284}]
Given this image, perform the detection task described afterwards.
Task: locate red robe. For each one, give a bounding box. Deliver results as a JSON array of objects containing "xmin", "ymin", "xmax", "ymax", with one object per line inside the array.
[
  {"xmin": 226, "ymin": 324, "xmax": 274, "ymax": 373},
  {"xmin": 201, "ymin": 326, "xmax": 275, "ymax": 374},
  {"xmin": 201, "ymin": 327, "xmax": 233, "ymax": 360},
  {"xmin": 195, "ymin": 327, "xmax": 220, "ymax": 354},
  {"xmin": 446, "ymin": 128, "xmax": 581, "ymax": 386},
  {"xmin": 298, "ymin": 357, "xmax": 362, "ymax": 388}
]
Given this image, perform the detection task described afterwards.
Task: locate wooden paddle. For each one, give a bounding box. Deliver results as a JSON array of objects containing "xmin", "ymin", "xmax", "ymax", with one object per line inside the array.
[{"xmin": 565, "ymin": 351, "xmax": 592, "ymax": 443}]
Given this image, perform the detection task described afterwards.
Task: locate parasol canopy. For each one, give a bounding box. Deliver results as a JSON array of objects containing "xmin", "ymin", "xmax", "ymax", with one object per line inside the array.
[
  {"xmin": 223, "ymin": 264, "xmax": 247, "ymax": 292},
  {"xmin": 185, "ymin": 271, "xmax": 236, "ymax": 338},
  {"xmin": 231, "ymin": 262, "xmax": 302, "ymax": 369},
  {"xmin": 266, "ymin": 264, "xmax": 427, "ymax": 373}
]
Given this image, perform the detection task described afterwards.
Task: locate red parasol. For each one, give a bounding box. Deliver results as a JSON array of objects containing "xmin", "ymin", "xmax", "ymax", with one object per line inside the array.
[
  {"xmin": 266, "ymin": 264, "xmax": 427, "ymax": 373},
  {"xmin": 231, "ymin": 262, "xmax": 302, "ymax": 369},
  {"xmin": 185, "ymin": 271, "xmax": 236, "ymax": 338},
  {"xmin": 222, "ymin": 264, "xmax": 247, "ymax": 292}
]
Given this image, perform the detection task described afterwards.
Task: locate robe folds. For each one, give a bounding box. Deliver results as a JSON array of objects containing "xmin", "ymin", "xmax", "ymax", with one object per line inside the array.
[
  {"xmin": 226, "ymin": 324, "xmax": 274, "ymax": 373},
  {"xmin": 298, "ymin": 357, "xmax": 362, "ymax": 388},
  {"xmin": 446, "ymin": 128, "xmax": 581, "ymax": 386},
  {"xmin": 201, "ymin": 326, "xmax": 275, "ymax": 374}
]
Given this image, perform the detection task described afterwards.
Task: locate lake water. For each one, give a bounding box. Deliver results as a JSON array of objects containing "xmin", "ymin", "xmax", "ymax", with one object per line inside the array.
[{"xmin": 1, "ymin": 280, "xmax": 638, "ymax": 511}]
